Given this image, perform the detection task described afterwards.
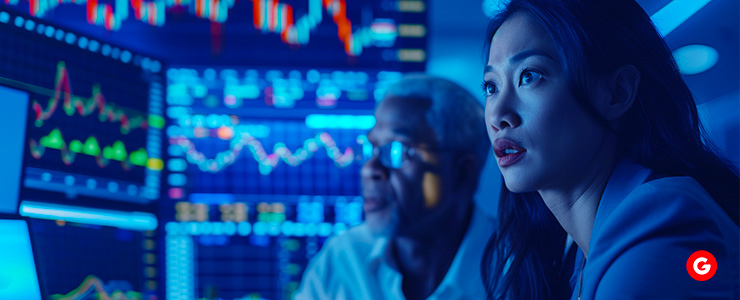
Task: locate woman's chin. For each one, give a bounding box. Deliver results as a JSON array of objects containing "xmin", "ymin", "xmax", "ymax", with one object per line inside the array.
[{"xmin": 503, "ymin": 178, "xmax": 536, "ymax": 194}]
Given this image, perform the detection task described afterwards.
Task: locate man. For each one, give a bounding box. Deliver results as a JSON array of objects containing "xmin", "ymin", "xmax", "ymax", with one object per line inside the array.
[{"xmin": 295, "ymin": 74, "xmax": 494, "ymax": 300}]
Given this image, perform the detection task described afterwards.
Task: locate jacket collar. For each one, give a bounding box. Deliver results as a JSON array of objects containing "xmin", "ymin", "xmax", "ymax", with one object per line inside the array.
[{"xmin": 589, "ymin": 158, "xmax": 652, "ymax": 251}]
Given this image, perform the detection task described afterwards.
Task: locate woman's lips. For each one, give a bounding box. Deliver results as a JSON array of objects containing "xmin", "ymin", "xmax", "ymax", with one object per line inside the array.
[
  {"xmin": 497, "ymin": 151, "xmax": 526, "ymax": 167},
  {"xmin": 493, "ymin": 138, "xmax": 527, "ymax": 167}
]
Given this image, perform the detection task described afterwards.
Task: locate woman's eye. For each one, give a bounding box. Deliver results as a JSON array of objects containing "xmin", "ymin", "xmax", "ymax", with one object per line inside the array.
[
  {"xmin": 520, "ymin": 70, "xmax": 542, "ymax": 85},
  {"xmin": 481, "ymin": 81, "xmax": 497, "ymax": 96}
]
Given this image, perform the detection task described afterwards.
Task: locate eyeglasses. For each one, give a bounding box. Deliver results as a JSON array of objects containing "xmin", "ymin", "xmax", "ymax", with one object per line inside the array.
[{"xmin": 358, "ymin": 140, "xmax": 453, "ymax": 169}]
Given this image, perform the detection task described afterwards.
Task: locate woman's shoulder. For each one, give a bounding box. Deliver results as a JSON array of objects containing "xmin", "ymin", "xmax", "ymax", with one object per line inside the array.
[
  {"xmin": 594, "ymin": 159, "xmax": 737, "ymax": 242},
  {"xmin": 621, "ymin": 175, "xmax": 731, "ymax": 225},
  {"xmin": 634, "ymin": 175, "xmax": 712, "ymax": 199},
  {"xmin": 586, "ymin": 175, "xmax": 739, "ymax": 299},
  {"xmin": 601, "ymin": 175, "xmax": 735, "ymax": 240}
]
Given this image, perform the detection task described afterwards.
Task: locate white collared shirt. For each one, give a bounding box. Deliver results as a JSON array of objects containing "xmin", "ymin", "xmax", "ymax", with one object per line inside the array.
[{"xmin": 295, "ymin": 207, "xmax": 495, "ymax": 300}]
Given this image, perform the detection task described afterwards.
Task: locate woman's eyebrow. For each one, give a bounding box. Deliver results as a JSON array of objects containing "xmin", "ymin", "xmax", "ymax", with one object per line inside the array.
[
  {"xmin": 484, "ymin": 49, "xmax": 556, "ymax": 74},
  {"xmin": 509, "ymin": 49, "xmax": 556, "ymax": 65}
]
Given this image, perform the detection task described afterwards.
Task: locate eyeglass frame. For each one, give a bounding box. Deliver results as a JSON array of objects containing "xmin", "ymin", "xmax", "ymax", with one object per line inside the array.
[{"xmin": 363, "ymin": 140, "xmax": 459, "ymax": 170}]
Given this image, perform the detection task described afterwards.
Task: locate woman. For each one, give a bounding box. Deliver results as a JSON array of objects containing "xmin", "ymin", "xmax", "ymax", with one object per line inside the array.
[{"xmin": 479, "ymin": 0, "xmax": 739, "ymax": 299}]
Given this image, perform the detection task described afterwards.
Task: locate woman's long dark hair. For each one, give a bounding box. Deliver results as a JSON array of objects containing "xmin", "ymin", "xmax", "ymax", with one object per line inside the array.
[
  {"xmin": 481, "ymin": 0, "xmax": 740, "ymax": 299},
  {"xmin": 481, "ymin": 189, "xmax": 570, "ymax": 300}
]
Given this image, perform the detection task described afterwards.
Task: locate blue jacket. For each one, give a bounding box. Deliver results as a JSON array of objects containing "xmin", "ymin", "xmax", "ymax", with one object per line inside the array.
[{"xmin": 570, "ymin": 159, "xmax": 739, "ymax": 300}]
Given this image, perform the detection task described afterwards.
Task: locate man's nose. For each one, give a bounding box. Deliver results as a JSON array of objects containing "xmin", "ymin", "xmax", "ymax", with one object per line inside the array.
[{"xmin": 361, "ymin": 155, "xmax": 389, "ymax": 181}]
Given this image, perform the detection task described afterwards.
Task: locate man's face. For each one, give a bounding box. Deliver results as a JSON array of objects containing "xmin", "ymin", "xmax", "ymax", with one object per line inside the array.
[{"xmin": 361, "ymin": 97, "xmax": 456, "ymax": 238}]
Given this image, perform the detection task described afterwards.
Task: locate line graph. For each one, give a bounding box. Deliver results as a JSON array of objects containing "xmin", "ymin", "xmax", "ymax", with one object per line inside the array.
[
  {"xmin": 169, "ymin": 131, "xmax": 355, "ymax": 175},
  {"xmin": 50, "ymin": 275, "xmax": 143, "ymax": 300},
  {"xmin": 31, "ymin": 61, "xmax": 149, "ymax": 134},
  {"xmin": 29, "ymin": 128, "xmax": 149, "ymax": 169},
  {"xmin": 5, "ymin": 0, "xmax": 400, "ymax": 56}
]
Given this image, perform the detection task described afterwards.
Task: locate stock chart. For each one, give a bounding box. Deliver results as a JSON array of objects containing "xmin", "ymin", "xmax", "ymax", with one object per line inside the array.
[
  {"xmin": 0, "ymin": 9, "xmax": 165, "ymax": 207},
  {"xmin": 29, "ymin": 218, "xmax": 158, "ymax": 300},
  {"xmin": 2, "ymin": 0, "xmax": 428, "ymax": 68},
  {"xmin": 0, "ymin": 8, "xmax": 163, "ymax": 299},
  {"xmin": 0, "ymin": 0, "xmax": 427, "ymax": 298},
  {"xmin": 163, "ymin": 66, "xmax": 382, "ymax": 299}
]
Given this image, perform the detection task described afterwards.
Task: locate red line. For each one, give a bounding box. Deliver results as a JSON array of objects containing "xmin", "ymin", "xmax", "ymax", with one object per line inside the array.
[
  {"xmin": 52, "ymin": 275, "xmax": 140, "ymax": 300},
  {"xmin": 104, "ymin": 5, "xmax": 113, "ymax": 30},
  {"xmin": 24, "ymin": 0, "xmax": 364, "ymax": 56},
  {"xmin": 270, "ymin": 0, "xmax": 278, "ymax": 31},
  {"xmin": 280, "ymin": 4, "xmax": 293, "ymax": 42},
  {"xmin": 148, "ymin": 2, "xmax": 156, "ymax": 25},
  {"xmin": 252, "ymin": 0, "xmax": 261, "ymax": 28},
  {"xmin": 29, "ymin": 0, "xmax": 37, "ymax": 15},
  {"xmin": 285, "ymin": 5, "xmax": 293, "ymax": 28},
  {"xmin": 195, "ymin": 0, "xmax": 202, "ymax": 17},
  {"xmin": 344, "ymin": 32, "xmax": 351, "ymax": 53},
  {"xmin": 87, "ymin": 0, "xmax": 96, "ymax": 23},
  {"xmin": 247, "ymin": 0, "xmax": 358, "ymax": 55},
  {"xmin": 337, "ymin": 0, "xmax": 346, "ymax": 18},
  {"xmin": 32, "ymin": 62, "xmax": 147, "ymax": 133},
  {"xmin": 336, "ymin": 0, "xmax": 350, "ymax": 40},
  {"xmin": 131, "ymin": 0, "xmax": 142, "ymax": 20},
  {"xmin": 32, "ymin": 64, "xmax": 69, "ymax": 123}
]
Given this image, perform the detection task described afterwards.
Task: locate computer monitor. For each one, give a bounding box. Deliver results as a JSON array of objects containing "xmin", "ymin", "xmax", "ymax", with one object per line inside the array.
[
  {"xmin": 162, "ymin": 65, "xmax": 398, "ymax": 299},
  {"xmin": 0, "ymin": 8, "xmax": 165, "ymax": 210},
  {"xmin": 0, "ymin": 219, "xmax": 43, "ymax": 300},
  {"xmin": 28, "ymin": 217, "xmax": 158, "ymax": 300},
  {"xmin": 0, "ymin": 9, "xmax": 163, "ymax": 300},
  {"xmin": 0, "ymin": 86, "xmax": 29, "ymax": 215},
  {"xmin": 1, "ymin": 0, "xmax": 428, "ymax": 70}
]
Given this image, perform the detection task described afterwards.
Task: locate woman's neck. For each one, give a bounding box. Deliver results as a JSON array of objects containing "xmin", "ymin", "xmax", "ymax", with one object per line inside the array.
[{"xmin": 539, "ymin": 141, "xmax": 618, "ymax": 257}]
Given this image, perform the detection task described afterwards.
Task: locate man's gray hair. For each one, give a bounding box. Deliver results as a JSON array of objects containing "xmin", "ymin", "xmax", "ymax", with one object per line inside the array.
[{"xmin": 383, "ymin": 73, "xmax": 491, "ymax": 176}]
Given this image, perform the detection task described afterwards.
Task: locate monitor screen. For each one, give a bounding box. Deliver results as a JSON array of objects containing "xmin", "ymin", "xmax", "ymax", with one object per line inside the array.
[
  {"xmin": 0, "ymin": 9, "xmax": 165, "ymax": 208},
  {"xmin": 162, "ymin": 65, "xmax": 388, "ymax": 299},
  {"xmin": 0, "ymin": 86, "xmax": 29, "ymax": 215},
  {"xmin": 1, "ymin": 13, "xmax": 164, "ymax": 298},
  {"xmin": 1, "ymin": 0, "xmax": 427, "ymax": 69},
  {"xmin": 28, "ymin": 217, "xmax": 159, "ymax": 300},
  {"xmin": 0, "ymin": 219, "xmax": 43, "ymax": 300}
]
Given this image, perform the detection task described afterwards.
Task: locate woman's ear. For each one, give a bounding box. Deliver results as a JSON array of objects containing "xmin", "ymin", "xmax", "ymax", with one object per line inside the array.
[{"xmin": 601, "ymin": 65, "xmax": 641, "ymax": 120}]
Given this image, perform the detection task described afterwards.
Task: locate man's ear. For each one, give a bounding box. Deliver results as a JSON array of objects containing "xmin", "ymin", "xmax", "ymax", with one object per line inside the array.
[{"xmin": 595, "ymin": 65, "xmax": 641, "ymax": 120}]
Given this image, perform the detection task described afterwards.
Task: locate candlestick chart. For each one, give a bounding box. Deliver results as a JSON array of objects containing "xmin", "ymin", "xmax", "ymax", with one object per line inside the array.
[{"xmin": 3, "ymin": 0, "xmax": 424, "ymax": 57}]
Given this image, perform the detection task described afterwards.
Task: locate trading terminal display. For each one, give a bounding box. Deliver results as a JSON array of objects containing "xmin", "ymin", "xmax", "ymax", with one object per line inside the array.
[
  {"xmin": 0, "ymin": 9, "xmax": 165, "ymax": 208},
  {"xmin": 2, "ymin": 0, "xmax": 429, "ymax": 69},
  {"xmin": 0, "ymin": 8, "xmax": 164, "ymax": 299},
  {"xmin": 1, "ymin": 0, "xmax": 428, "ymax": 298},
  {"xmin": 29, "ymin": 218, "xmax": 158, "ymax": 300},
  {"xmin": 163, "ymin": 66, "xmax": 387, "ymax": 299}
]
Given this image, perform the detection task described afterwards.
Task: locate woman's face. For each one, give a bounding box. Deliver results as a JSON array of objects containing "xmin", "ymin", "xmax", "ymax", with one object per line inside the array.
[{"xmin": 484, "ymin": 12, "xmax": 608, "ymax": 193}]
